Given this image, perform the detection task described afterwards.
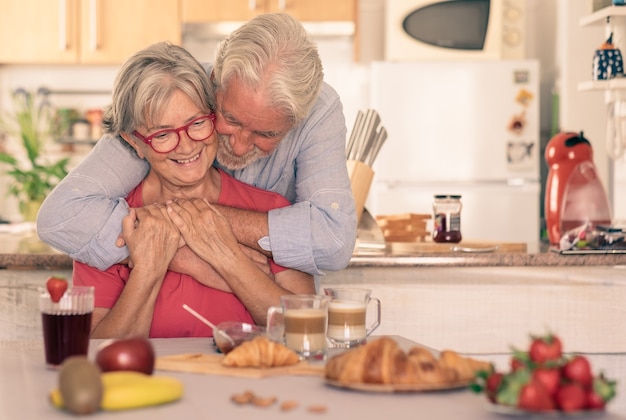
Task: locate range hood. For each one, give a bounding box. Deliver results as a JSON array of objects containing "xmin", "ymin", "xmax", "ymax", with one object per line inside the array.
[{"xmin": 183, "ymin": 21, "xmax": 354, "ymax": 41}]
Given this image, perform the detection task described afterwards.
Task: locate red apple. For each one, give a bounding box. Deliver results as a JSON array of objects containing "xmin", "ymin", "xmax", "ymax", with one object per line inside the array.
[{"xmin": 95, "ymin": 337, "xmax": 155, "ymax": 374}]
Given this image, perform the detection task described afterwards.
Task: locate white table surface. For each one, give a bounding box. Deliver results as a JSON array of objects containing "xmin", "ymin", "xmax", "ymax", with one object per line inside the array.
[{"xmin": 1, "ymin": 336, "xmax": 625, "ymax": 420}]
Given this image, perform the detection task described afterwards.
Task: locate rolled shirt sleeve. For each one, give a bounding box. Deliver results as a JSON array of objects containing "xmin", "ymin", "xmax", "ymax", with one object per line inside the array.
[{"xmin": 37, "ymin": 134, "xmax": 149, "ymax": 270}]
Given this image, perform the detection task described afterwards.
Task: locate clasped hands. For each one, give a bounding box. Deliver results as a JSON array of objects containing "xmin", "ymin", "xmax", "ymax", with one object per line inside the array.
[{"xmin": 118, "ymin": 198, "xmax": 272, "ymax": 285}]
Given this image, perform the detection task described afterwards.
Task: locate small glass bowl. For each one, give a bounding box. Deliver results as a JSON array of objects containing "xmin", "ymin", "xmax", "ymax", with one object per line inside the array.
[{"xmin": 213, "ymin": 321, "xmax": 264, "ymax": 354}]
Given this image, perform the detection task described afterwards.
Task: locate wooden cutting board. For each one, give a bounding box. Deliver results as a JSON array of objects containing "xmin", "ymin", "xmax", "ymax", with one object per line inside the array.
[
  {"xmin": 156, "ymin": 353, "xmax": 325, "ymax": 378},
  {"xmin": 389, "ymin": 240, "xmax": 527, "ymax": 254}
]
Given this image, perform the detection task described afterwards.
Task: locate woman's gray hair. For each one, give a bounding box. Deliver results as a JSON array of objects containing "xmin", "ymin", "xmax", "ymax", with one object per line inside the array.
[
  {"xmin": 213, "ymin": 13, "xmax": 323, "ymax": 126},
  {"xmin": 103, "ymin": 41, "xmax": 214, "ymax": 135}
]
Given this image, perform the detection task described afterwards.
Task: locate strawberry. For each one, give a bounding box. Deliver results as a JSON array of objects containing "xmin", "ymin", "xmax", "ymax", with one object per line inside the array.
[
  {"xmin": 587, "ymin": 372, "xmax": 617, "ymax": 410},
  {"xmin": 46, "ymin": 276, "xmax": 68, "ymax": 303},
  {"xmin": 510, "ymin": 357, "xmax": 525, "ymax": 371},
  {"xmin": 556, "ymin": 383, "xmax": 587, "ymax": 412},
  {"xmin": 518, "ymin": 379, "xmax": 555, "ymax": 412},
  {"xmin": 485, "ymin": 372, "xmax": 504, "ymax": 403},
  {"xmin": 509, "ymin": 349, "xmax": 529, "ymax": 371},
  {"xmin": 562, "ymin": 355, "xmax": 593, "ymax": 389},
  {"xmin": 470, "ymin": 368, "xmax": 502, "ymax": 403},
  {"xmin": 532, "ymin": 367, "xmax": 561, "ymax": 397},
  {"xmin": 587, "ymin": 391, "xmax": 606, "ymax": 410},
  {"xmin": 529, "ymin": 333, "xmax": 562, "ymax": 364}
]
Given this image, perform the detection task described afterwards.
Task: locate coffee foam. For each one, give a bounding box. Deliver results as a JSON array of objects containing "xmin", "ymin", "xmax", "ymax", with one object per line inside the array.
[{"xmin": 328, "ymin": 300, "xmax": 367, "ymax": 310}]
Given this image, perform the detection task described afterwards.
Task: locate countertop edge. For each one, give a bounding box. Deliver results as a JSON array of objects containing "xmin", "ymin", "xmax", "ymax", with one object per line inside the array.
[{"xmin": 3, "ymin": 251, "xmax": 626, "ymax": 270}]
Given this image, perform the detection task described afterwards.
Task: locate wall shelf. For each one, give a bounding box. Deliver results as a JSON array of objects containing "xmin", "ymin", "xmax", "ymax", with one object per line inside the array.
[
  {"xmin": 580, "ymin": 6, "xmax": 626, "ymax": 27},
  {"xmin": 579, "ymin": 78, "xmax": 626, "ymax": 91},
  {"xmin": 579, "ymin": 6, "xmax": 626, "ymax": 91}
]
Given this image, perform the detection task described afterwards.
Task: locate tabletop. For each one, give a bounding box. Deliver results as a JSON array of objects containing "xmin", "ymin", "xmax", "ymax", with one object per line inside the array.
[{"xmin": 1, "ymin": 336, "xmax": 625, "ymax": 420}]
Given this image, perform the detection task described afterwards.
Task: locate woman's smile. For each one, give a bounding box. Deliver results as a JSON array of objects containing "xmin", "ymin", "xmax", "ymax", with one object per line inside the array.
[{"xmin": 172, "ymin": 151, "xmax": 202, "ymax": 165}]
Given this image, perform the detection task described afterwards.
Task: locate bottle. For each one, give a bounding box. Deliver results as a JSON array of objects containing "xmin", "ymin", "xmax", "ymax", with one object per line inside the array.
[
  {"xmin": 432, "ymin": 195, "xmax": 462, "ymax": 243},
  {"xmin": 544, "ymin": 131, "xmax": 612, "ymax": 245}
]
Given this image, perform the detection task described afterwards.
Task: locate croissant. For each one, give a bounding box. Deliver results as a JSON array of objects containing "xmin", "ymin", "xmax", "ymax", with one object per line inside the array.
[
  {"xmin": 221, "ymin": 336, "xmax": 300, "ymax": 368},
  {"xmin": 407, "ymin": 347, "xmax": 459, "ymax": 385},
  {"xmin": 437, "ymin": 349, "xmax": 493, "ymax": 382},
  {"xmin": 327, "ymin": 337, "xmax": 429, "ymax": 385},
  {"xmin": 325, "ymin": 337, "xmax": 491, "ymax": 386}
]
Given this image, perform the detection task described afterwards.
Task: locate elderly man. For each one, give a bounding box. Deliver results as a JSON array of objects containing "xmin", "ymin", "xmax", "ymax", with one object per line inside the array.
[{"xmin": 37, "ymin": 13, "xmax": 356, "ymax": 277}]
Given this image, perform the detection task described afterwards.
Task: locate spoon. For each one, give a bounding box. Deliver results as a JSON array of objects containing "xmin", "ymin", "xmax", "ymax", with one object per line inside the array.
[{"xmin": 182, "ymin": 304, "xmax": 236, "ymax": 346}]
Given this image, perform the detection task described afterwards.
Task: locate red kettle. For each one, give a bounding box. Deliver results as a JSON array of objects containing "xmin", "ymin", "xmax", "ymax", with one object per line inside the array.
[{"xmin": 544, "ymin": 131, "xmax": 611, "ymax": 245}]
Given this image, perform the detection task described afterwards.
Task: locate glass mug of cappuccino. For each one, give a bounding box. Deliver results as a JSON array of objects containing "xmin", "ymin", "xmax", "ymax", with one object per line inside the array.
[
  {"xmin": 266, "ymin": 294, "xmax": 330, "ymax": 360},
  {"xmin": 323, "ymin": 287, "xmax": 381, "ymax": 348}
]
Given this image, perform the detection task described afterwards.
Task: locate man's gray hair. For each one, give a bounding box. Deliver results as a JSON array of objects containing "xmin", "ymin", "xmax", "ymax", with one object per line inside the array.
[{"xmin": 213, "ymin": 13, "xmax": 323, "ymax": 125}]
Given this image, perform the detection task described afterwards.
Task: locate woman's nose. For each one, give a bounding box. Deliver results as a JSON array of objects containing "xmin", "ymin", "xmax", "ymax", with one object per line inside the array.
[{"xmin": 176, "ymin": 131, "xmax": 196, "ymax": 152}]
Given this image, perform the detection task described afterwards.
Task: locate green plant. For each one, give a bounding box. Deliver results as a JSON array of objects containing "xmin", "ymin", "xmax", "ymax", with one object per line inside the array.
[{"xmin": 0, "ymin": 88, "xmax": 70, "ymax": 207}]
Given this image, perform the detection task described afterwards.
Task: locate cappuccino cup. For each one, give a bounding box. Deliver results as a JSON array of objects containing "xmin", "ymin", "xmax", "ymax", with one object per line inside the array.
[
  {"xmin": 324, "ymin": 288, "xmax": 381, "ymax": 348},
  {"xmin": 266, "ymin": 294, "xmax": 330, "ymax": 360}
]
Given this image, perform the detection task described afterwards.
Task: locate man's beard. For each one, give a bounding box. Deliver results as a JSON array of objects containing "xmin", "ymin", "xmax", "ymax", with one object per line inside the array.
[{"xmin": 216, "ymin": 133, "xmax": 270, "ymax": 170}]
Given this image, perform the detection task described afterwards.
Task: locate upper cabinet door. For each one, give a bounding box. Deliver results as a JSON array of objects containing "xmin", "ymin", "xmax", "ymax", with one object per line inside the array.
[
  {"xmin": 0, "ymin": 0, "xmax": 79, "ymax": 64},
  {"xmin": 267, "ymin": 0, "xmax": 355, "ymax": 21},
  {"xmin": 182, "ymin": 0, "xmax": 267, "ymax": 23},
  {"xmin": 181, "ymin": 0, "xmax": 354, "ymax": 23},
  {"xmin": 79, "ymin": 0, "xmax": 181, "ymax": 64}
]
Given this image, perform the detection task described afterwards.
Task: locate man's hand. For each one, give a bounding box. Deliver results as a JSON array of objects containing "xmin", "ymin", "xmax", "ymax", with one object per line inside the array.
[
  {"xmin": 168, "ymin": 246, "xmax": 234, "ymax": 292},
  {"xmin": 166, "ymin": 198, "xmax": 242, "ymax": 269},
  {"xmin": 238, "ymin": 244, "xmax": 273, "ymax": 278}
]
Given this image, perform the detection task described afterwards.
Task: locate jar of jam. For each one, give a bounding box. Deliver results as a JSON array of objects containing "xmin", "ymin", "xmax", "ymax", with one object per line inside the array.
[{"xmin": 432, "ymin": 195, "xmax": 462, "ymax": 243}]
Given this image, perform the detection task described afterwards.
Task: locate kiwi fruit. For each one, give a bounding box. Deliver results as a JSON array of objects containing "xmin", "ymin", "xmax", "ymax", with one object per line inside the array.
[{"xmin": 59, "ymin": 356, "xmax": 103, "ymax": 415}]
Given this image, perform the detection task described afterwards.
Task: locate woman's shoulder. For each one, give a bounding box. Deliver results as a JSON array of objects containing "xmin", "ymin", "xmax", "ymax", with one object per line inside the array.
[{"xmin": 217, "ymin": 169, "xmax": 289, "ymax": 211}]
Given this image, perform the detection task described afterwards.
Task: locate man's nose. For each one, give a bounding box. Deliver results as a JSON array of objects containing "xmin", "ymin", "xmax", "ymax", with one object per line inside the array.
[{"xmin": 229, "ymin": 131, "xmax": 255, "ymax": 156}]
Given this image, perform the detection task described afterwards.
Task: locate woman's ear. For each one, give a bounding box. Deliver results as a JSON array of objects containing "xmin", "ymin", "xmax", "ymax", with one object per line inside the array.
[{"xmin": 120, "ymin": 132, "xmax": 146, "ymax": 159}]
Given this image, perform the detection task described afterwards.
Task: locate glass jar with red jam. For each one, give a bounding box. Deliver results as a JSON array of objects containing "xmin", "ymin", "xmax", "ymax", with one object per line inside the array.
[{"xmin": 432, "ymin": 194, "xmax": 462, "ymax": 243}]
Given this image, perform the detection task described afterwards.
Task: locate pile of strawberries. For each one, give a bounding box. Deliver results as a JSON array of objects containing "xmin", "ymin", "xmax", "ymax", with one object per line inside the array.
[{"xmin": 472, "ymin": 333, "xmax": 617, "ymax": 412}]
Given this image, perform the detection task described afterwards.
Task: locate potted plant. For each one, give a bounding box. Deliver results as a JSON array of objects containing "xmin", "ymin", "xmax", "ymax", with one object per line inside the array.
[{"xmin": 0, "ymin": 88, "xmax": 70, "ymax": 221}]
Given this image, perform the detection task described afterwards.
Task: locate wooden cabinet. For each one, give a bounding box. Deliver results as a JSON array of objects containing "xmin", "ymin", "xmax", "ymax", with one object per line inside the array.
[
  {"xmin": 0, "ymin": 0, "xmax": 181, "ymax": 64},
  {"xmin": 181, "ymin": 0, "xmax": 355, "ymax": 23}
]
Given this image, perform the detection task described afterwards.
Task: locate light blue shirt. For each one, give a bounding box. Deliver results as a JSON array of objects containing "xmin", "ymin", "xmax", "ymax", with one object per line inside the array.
[{"xmin": 36, "ymin": 82, "xmax": 357, "ymax": 276}]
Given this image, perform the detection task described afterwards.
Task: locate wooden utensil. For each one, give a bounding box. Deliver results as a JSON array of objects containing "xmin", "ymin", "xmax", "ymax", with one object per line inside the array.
[
  {"xmin": 156, "ymin": 353, "xmax": 324, "ymax": 378},
  {"xmin": 182, "ymin": 304, "xmax": 236, "ymax": 347}
]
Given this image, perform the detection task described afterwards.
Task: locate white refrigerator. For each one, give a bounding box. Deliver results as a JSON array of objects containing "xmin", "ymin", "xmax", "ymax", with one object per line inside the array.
[{"xmin": 368, "ymin": 60, "xmax": 541, "ymax": 249}]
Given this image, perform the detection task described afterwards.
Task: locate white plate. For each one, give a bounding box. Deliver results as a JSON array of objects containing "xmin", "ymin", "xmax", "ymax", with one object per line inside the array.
[
  {"xmin": 488, "ymin": 403, "xmax": 606, "ymax": 418},
  {"xmin": 325, "ymin": 378, "xmax": 471, "ymax": 393}
]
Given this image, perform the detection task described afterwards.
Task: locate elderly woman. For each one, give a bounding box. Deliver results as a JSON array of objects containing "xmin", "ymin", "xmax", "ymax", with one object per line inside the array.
[{"xmin": 74, "ymin": 41, "xmax": 314, "ymax": 339}]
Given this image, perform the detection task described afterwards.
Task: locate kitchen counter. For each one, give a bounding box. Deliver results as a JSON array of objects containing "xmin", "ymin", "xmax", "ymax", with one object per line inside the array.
[
  {"xmin": 0, "ymin": 226, "xmax": 71, "ymax": 269},
  {"xmin": 2, "ymin": 226, "xmax": 626, "ymax": 270},
  {"xmin": 350, "ymin": 245, "xmax": 626, "ymax": 267}
]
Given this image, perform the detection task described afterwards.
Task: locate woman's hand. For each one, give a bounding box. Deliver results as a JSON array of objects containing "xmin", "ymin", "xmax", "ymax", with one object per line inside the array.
[{"xmin": 123, "ymin": 204, "xmax": 181, "ymax": 274}]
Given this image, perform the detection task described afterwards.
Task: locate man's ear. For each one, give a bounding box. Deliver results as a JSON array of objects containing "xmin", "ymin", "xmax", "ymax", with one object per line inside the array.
[{"xmin": 120, "ymin": 132, "xmax": 145, "ymax": 159}]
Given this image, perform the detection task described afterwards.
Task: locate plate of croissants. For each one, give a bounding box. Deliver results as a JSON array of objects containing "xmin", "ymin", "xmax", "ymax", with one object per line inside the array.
[{"xmin": 324, "ymin": 337, "xmax": 493, "ymax": 393}]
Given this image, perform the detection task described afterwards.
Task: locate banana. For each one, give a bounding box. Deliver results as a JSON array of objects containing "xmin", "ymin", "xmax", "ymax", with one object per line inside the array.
[
  {"xmin": 49, "ymin": 371, "xmax": 184, "ymax": 412},
  {"xmin": 100, "ymin": 371, "xmax": 184, "ymax": 411},
  {"xmin": 49, "ymin": 388, "xmax": 64, "ymax": 409}
]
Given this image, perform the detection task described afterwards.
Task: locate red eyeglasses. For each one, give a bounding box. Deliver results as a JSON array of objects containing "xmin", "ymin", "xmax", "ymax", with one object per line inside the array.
[{"xmin": 133, "ymin": 114, "xmax": 216, "ymax": 153}]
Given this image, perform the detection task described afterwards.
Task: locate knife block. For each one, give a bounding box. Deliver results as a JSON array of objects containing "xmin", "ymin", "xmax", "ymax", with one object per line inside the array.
[{"xmin": 347, "ymin": 160, "xmax": 374, "ymax": 224}]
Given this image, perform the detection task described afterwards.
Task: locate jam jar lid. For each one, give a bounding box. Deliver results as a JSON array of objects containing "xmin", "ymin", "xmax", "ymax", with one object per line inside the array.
[{"xmin": 434, "ymin": 194, "xmax": 462, "ymax": 199}]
